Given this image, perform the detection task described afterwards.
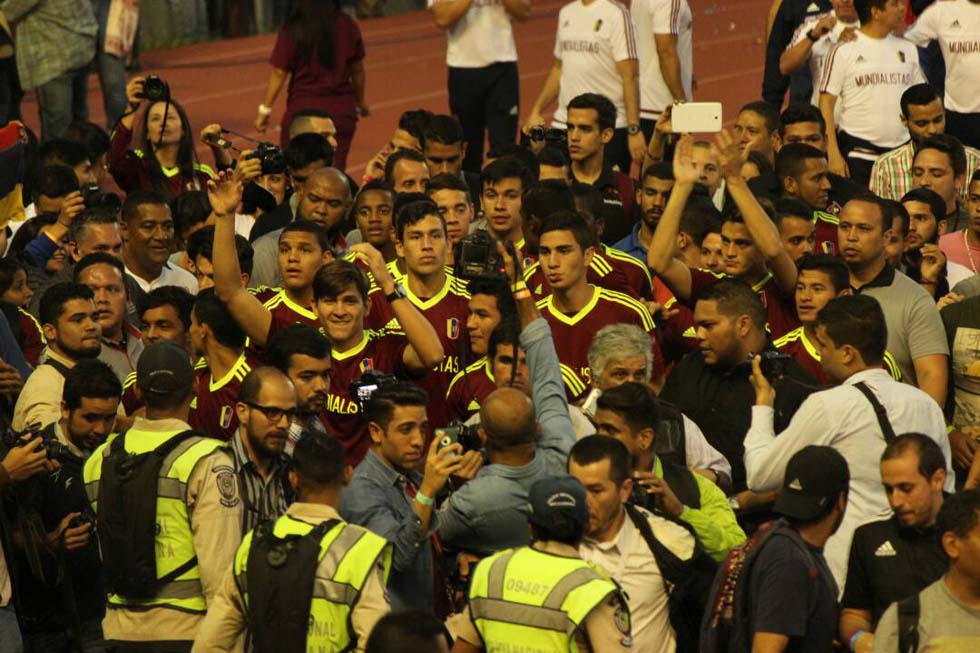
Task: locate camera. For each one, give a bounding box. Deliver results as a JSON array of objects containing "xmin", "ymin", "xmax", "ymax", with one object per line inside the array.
[
  {"xmin": 138, "ymin": 75, "xmax": 170, "ymax": 103},
  {"xmin": 437, "ymin": 421, "xmax": 483, "ymax": 454},
  {"xmin": 0, "ymin": 425, "xmax": 76, "ymax": 463},
  {"xmin": 527, "ymin": 126, "xmax": 566, "ymax": 143},
  {"xmin": 246, "ymin": 142, "xmax": 287, "ymax": 175},
  {"xmin": 758, "ymin": 351, "xmax": 793, "ymax": 381},
  {"xmin": 80, "ymin": 183, "xmax": 121, "ymax": 211},
  {"xmin": 349, "ymin": 370, "xmax": 398, "ymax": 407},
  {"xmin": 68, "ymin": 514, "xmax": 94, "ymax": 530},
  {"xmin": 455, "ymin": 230, "xmax": 512, "ymax": 282}
]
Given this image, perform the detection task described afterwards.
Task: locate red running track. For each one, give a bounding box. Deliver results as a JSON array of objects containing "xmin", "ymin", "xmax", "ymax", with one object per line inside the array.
[{"xmin": 20, "ymin": 0, "xmax": 771, "ymax": 178}]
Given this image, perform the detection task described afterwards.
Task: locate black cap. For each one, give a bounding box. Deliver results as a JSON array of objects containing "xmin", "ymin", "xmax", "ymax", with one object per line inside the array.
[
  {"xmin": 774, "ymin": 446, "xmax": 850, "ymax": 521},
  {"xmin": 528, "ymin": 476, "xmax": 589, "ymax": 540},
  {"xmin": 137, "ymin": 341, "xmax": 194, "ymax": 396}
]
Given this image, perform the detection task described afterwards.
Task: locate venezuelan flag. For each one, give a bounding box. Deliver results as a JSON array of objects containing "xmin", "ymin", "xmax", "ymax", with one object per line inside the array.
[{"xmin": 0, "ymin": 121, "xmax": 25, "ymax": 231}]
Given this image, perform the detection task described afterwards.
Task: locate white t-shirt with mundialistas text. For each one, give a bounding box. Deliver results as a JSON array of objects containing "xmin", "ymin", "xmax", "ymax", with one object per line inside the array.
[
  {"xmin": 429, "ymin": 0, "xmax": 518, "ymax": 68},
  {"xmin": 632, "ymin": 0, "xmax": 693, "ymax": 120},
  {"xmin": 905, "ymin": 0, "xmax": 980, "ymax": 114},
  {"xmin": 552, "ymin": 0, "xmax": 637, "ymax": 129},
  {"xmin": 789, "ymin": 11, "xmax": 859, "ymax": 107},
  {"xmin": 819, "ymin": 31, "xmax": 924, "ymax": 149}
]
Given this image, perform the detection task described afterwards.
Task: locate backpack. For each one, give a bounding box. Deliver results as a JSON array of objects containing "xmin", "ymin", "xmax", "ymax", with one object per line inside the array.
[
  {"xmin": 245, "ymin": 519, "xmax": 339, "ymax": 653},
  {"xmin": 96, "ymin": 429, "xmax": 201, "ymax": 600},
  {"xmin": 625, "ymin": 503, "xmax": 717, "ymax": 653},
  {"xmin": 898, "ymin": 592, "xmax": 921, "ymax": 653},
  {"xmin": 654, "ymin": 399, "xmax": 688, "ymax": 469},
  {"xmin": 699, "ymin": 520, "xmax": 819, "ymax": 653}
]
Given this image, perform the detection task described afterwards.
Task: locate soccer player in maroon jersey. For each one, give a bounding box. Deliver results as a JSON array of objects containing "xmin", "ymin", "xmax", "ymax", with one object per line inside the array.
[
  {"xmin": 482, "ymin": 157, "xmax": 536, "ymax": 264},
  {"xmin": 649, "ymin": 132, "xmax": 801, "ymax": 340},
  {"xmin": 186, "ymin": 289, "xmax": 259, "ymax": 440},
  {"xmin": 315, "ymin": 252, "xmax": 445, "ymax": 466},
  {"xmin": 426, "ymin": 173, "xmax": 474, "ymax": 266},
  {"xmin": 209, "ymin": 171, "xmax": 330, "ymax": 350},
  {"xmin": 536, "ymin": 210, "xmax": 660, "ymax": 403}
]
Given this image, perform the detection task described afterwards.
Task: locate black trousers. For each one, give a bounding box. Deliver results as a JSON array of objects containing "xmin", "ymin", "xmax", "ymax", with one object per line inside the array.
[
  {"xmin": 448, "ymin": 62, "xmax": 519, "ymax": 174},
  {"xmin": 836, "ymin": 130, "xmax": 890, "ymax": 188},
  {"xmin": 946, "ymin": 110, "xmax": 980, "ymax": 151}
]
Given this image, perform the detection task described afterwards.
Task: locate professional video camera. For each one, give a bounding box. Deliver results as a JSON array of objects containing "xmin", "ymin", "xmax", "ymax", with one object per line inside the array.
[
  {"xmin": 454, "ymin": 230, "xmax": 515, "ymax": 282},
  {"xmin": 138, "ymin": 75, "xmax": 170, "ymax": 103},
  {"xmin": 246, "ymin": 142, "xmax": 287, "ymax": 175},
  {"xmin": 348, "ymin": 370, "xmax": 398, "ymax": 408},
  {"xmin": 0, "ymin": 424, "xmax": 75, "ymax": 463},
  {"xmin": 437, "ymin": 421, "xmax": 483, "ymax": 454}
]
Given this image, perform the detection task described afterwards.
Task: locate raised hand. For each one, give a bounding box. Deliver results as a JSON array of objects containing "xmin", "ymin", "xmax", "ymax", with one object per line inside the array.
[
  {"xmin": 714, "ymin": 128, "xmax": 745, "ymax": 181},
  {"xmin": 206, "ymin": 169, "xmax": 244, "ymax": 218},
  {"xmin": 672, "ymin": 133, "xmax": 700, "ymax": 185}
]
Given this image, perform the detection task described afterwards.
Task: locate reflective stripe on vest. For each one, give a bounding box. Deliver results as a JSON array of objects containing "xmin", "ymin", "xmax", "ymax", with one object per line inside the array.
[
  {"xmin": 82, "ymin": 429, "xmax": 226, "ymax": 613},
  {"xmin": 234, "ymin": 514, "xmax": 392, "ymax": 653},
  {"xmin": 469, "ymin": 547, "xmax": 618, "ymax": 653}
]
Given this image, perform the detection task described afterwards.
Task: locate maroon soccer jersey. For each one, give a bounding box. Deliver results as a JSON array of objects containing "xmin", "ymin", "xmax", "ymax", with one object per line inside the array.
[
  {"xmin": 254, "ymin": 287, "xmax": 320, "ymax": 343},
  {"xmin": 121, "ymin": 372, "xmax": 143, "ymax": 416},
  {"xmin": 813, "ymin": 211, "xmax": 839, "ymax": 256},
  {"xmin": 188, "ymin": 351, "xmax": 259, "ymax": 440},
  {"xmin": 18, "ymin": 308, "xmax": 45, "ymax": 367},
  {"xmin": 653, "ymin": 277, "xmax": 698, "ymax": 366},
  {"xmin": 523, "ymin": 250, "xmax": 646, "ymax": 301},
  {"xmin": 687, "ymin": 268, "xmax": 801, "ymax": 340},
  {"xmin": 327, "ymin": 331, "xmax": 409, "ymax": 467},
  {"xmin": 775, "ymin": 327, "xmax": 829, "ymax": 385},
  {"xmin": 446, "ymin": 357, "xmax": 497, "ymax": 422},
  {"xmin": 538, "ymin": 287, "xmax": 661, "ymax": 403},
  {"xmin": 602, "ymin": 245, "xmax": 653, "ymax": 299}
]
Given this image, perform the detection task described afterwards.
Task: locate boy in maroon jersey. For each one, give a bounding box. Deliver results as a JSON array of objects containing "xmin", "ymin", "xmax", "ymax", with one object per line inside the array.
[
  {"xmin": 314, "ymin": 253, "xmax": 445, "ymax": 466},
  {"xmin": 347, "ymin": 179, "xmax": 397, "ymax": 265},
  {"xmin": 187, "ymin": 289, "xmax": 260, "ymax": 440},
  {"xmin": 535, "ymin": 210, "xmax": 661, "ymax": 403},
  {"xmin": 482, "ymin": 157, "xmax": 536, "ymax": 265},
  {"xmin": 209, "ymin": 171, "xmax": 329, "ymax": 350},
  {"xmin": 426, "ymin": 173, "xmax": 475, "ymax": 265},
  {"xmin": 649, "ymin": 132, "xmax": 801, "ymax": 339}
]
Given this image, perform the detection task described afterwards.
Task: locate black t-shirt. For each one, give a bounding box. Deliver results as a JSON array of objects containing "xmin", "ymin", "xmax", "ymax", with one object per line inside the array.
[
  {"xmin": 841, "ymin": 515, "xmax": 947, "ymax": 626},
  {"xmin": 747, "ymin": 534, "xmax": 839, "ymax": 653}
]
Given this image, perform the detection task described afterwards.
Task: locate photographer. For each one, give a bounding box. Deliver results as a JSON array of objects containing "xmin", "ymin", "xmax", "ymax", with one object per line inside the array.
[
  {"xmin": 438, "ymin": 240, "xmax": 575, "ymax": 555},
  {"xmin": 342, "ymin": 382, "xmax": 481, "ymax": 616},
  {"xmin": 4, "ymin": 359, "xmax": 120, "ymax": 651}
]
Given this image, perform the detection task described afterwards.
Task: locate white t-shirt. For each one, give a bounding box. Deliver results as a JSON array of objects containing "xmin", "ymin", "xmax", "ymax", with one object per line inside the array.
[
  {"xmin": 124, "ymin": 262, "xmax": 199, "ymax": 295},
  {"xmin": 631, "ymin": 0, "xmax": 693, "ymax": 119},
  {"xmin": 429, "ymin": 0, "xmax": 518, "ymax": 68},
  {"xmin": 819, "ymin": 31, "xmax": 924, "ymax": 149},
  {"xmin": 552, "ymin": 0, "xmax": 637, "ymax": 129},
  {"xmin": 788, "ymin": 11, "xmax": 859, "ymax": 107},
  {"xmin": 905, "ymin": 0, "xmax": 980, "ymax": 114}
]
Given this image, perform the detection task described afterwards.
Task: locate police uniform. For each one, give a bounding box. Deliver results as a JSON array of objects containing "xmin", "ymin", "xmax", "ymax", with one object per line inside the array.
[
  {"xmin": 451, "ymin": 541, "xmax": 633, "ymax": 653},
  {"xmin": 192, "ymin": 503, "xmax": 392, "ymax": 653},
  {"xmin": 83, "ymin": 416, "xmax": 244, "ymax": 645}
]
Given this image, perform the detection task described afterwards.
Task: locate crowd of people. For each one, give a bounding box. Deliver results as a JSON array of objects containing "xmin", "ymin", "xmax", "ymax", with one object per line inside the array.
[{"xmin": 0, "ymin": 0, "xmax": 980, "ymax": 651}]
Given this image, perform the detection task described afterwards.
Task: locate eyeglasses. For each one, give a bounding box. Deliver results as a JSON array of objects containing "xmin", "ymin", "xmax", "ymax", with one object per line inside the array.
[{"xmin": 245, "ymin": 402, "xmax": 299, "ymax": 422}]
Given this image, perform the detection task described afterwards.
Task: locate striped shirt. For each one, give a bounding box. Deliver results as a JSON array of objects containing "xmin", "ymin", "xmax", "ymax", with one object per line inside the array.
[
  {"xmin": 230, "ymin": 431, "xmax": 291, "ymax": 536},
  {"xmin": 870, "ymin": 141, "xmax": 980, "ymax": 202}
]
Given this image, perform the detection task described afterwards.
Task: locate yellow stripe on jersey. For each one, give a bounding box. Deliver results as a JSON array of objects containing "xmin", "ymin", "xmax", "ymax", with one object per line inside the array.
[
  {"xmin": 599, "ymin": 288, "xmax": 656, "ymax": 331},
  {"xmin": 122, "ymin": 371, "xmax": 137, "ymax": 390},
  {"xmin": 210, "ymin": 352, "xmax": 252, "ymax": 392},
  {"xmin": 589, "ymin": 256, "xmax": 613, "ymax": 276},
  {"xmin": 814, "ymin": 210, "xmax": 839, "ymax": 225},
  {"xmin": 773, "ymin": 327, "xmax": 804, "ymax": 348},
  {"xmin": 446, "ymin": 357, "xmax": 489, "ymax": 396},
  {"xmin": 883, "ymin": 352, "xmax": 902, "ymax": 381},
  {"xmin": 194, "ymin": 357, "xmax": 209, "ymax": 370},
  {"xmin": 559, "ymin": 364, "xmax": 587, "ymax": 397},
  {"xmin": 17, "ymin": 308, "xmax": 45, "ymax": 342},
  {"xmin": 602, "ymin": 247, "xmax": 653, "ymax": 285}
]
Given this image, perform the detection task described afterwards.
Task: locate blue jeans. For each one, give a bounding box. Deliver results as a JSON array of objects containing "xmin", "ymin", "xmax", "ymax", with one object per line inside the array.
[
  {"xmin": 34, "ymin": 67, "xmax": 90, "ymax": 141},
  {"xmin": 89, "ymin": 0, "xmax": 129, "ymax": 128},
  {"xmin": 0, "ymin": 604, "xmax": 24, "ymax": 653}
]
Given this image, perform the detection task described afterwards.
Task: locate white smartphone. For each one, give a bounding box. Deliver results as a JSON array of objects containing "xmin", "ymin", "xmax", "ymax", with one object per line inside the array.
[{"xmin": 671, "ymin": 102, "xmax": 723, "ymax": 133}]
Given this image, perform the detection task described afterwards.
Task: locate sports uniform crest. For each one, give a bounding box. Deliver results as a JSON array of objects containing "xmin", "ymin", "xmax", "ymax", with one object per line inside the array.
[
  {"xmin": 220, "ymin": 406, "xmax": 233, "ymax": 429},
  {"xmin": 447, "ymin": 317, "xmax": 461, "ymax": 340},
  {"xmin": 359, "ymin": 358, "xmax": 375, "ymax": 374}
]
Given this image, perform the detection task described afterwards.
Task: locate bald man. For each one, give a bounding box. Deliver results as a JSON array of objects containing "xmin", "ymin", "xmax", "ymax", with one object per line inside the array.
[
  {"xmin": 232, "ymin": 366, "xmax": 297, "ymax": 534},
  {"xmin": 249, "ymin": 167, "xmax": 353, "ymax": 289}
]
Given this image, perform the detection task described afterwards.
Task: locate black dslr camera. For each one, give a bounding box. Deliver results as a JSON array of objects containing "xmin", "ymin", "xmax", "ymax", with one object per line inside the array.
[
  {"xmin": 80, "ymin": 183, "xmax": 121, "ymax": 211},
  {"xmin": 527, "ymin": 126, "xmax": 566, "ymax": 143},
  {"xmin": 455, "ymin": 230, "xmax": 513, "ymax": 282},
  {"xmin": 437, "ymin": 421, "xmax": 482, "ymax": 454},
  {"xmin": 1, "ymin": 424, "xmax": 74, "ymax": 463},
  {"xmin": 138, "ymin": 75, "xmax": 170, "ymax": 103},
  {"xmin": 246, "ymin": 142, "xmax": 287, "ymax": 175},
  {"xmin": 349, "ymin": 370, "xmax": 398, "ymax": 407},
  {"xmin": 757, "ymin": 351, "xmax": 793, "ymax": 381}
]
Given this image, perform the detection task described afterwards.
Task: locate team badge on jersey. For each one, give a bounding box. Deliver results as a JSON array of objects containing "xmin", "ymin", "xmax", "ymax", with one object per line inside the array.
[
  {"xmin": 359, "ymin": 358, "xmax": 375, "ymax": 374},
  {"xmin": 220, "ymin": 406, "xmax": 233, "ymax": 429},
  {"xmin": 447, "ymin": 318, "xmax": 461, "ymax": 340}
]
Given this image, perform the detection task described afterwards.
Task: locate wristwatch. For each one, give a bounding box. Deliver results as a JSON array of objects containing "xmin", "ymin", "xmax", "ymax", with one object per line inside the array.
[
  {"xmin": 385, "ymin": 282, "xmax": 408, "ymax": 304},
  {"xmin": 627, "ymin": 123, "xmax": 641, "ymax": 136},
  {"xmin": 806, "ymin": 29, "xmax": 820, "ymax": 42}
]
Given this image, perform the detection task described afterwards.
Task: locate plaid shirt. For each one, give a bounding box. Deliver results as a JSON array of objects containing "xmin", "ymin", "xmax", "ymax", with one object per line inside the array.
[
  {"xmin": 870, "ymin": 141, "xmax": 980, "ymax": 203},
  {"xmin": 1, "ymin": 0, "xmax": 96, "ymax": 89}
]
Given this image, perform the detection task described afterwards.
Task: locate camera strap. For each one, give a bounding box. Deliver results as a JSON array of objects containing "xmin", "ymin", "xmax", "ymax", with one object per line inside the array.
[{"xmin": 853, "ymin": 382, "xmax": 897, "ymax": 443}]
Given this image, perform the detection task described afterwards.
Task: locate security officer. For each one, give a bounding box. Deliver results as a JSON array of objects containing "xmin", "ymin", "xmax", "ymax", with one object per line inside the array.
[
  {"xmin": 83, "ymin": 341, "xmax": 243, "ymax": 651},
  {"xmin": 192, "ymin": 431, "xmax": 392, "ymax": 653},
  {"xmin": 451, "ymin": 476, "xmax": 633, "ymax": 653}
]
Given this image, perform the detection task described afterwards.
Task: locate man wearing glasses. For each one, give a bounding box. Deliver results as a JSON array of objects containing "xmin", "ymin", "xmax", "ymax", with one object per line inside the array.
[{"xmin": 230, "ymin": 366, "xmax": 299, "ymax": 535}]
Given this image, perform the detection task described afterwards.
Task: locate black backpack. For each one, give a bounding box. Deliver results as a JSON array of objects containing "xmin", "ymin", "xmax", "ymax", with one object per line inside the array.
[
  {"xmin": 625, "ymin": 503, "xmax": 717, "ymax": 653},
  {"xmin": 244, "ymin": 519, "xmax": 339, "ymax": 653},
  {"xmin": 96, "ymin": 430, "xmax": 201, "ymax": 599}
]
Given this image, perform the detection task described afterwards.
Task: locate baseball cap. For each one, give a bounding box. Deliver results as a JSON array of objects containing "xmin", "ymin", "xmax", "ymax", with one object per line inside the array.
[
  {"xmin": 774, "ymin": 446, "xmax": 850, "ymax": 521},
  {"xmin": 528, "ymin": 476, "xmax": 589, "ymax": 541},
  {"xmin": 137, "ymin": 341, "xmax": 194, "ymax": 396}
]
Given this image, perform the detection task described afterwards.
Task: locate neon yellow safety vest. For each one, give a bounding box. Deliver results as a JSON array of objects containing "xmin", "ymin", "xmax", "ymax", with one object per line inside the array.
[
  {"xmin": 83, "ymin": 427, "xmax": 226, "ymax": 613},
  {"xmin": 469, "ymin": 546, "xmax": 622, "ymax": 653},
  {"xmin": 234, "ymin": 513, "xmax": 392, "ymax": 653}
]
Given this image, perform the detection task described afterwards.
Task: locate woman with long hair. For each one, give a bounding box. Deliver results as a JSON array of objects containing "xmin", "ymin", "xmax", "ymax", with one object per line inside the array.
[
  {"xmin": 255, "ymin": 0, "xmax": 367, "ymax": 170},
  {"xmin": 108, "ymin": 76, "xmax": 223, "ymax": 198}
]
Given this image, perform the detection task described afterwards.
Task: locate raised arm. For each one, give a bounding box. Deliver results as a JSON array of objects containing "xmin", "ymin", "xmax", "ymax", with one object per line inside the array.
[
  {"xmin": 819, "ymin": 92, "xmax": 848, "ymax": 178},
  {"xmin": 654, "ymin": 34, "xmax": 686, "ymax": 102},
  {"xmin": 502, "ymin": 0, "xmax": 530, "ymax": 21},
  {"xmin": 616, "ymin": 58, "xmax": 645, "ymax": 166},
  {"xmin": 524, "ymin": 60, "xmax": 563, "ymax": 135},
  {"xmin": 647, "ymin": 135, "xmax": 698, "ymax": 299},
  {"xmin": 780, "ymin": 15, "xmax": 835, "ymax": 76},
  {"xmin": 255, "ymin": 67, "xmax": 289, "ymax": 133},
  {"xmin": 209, "ymin": 172, "xmax": 273, "ymax": 346}
]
